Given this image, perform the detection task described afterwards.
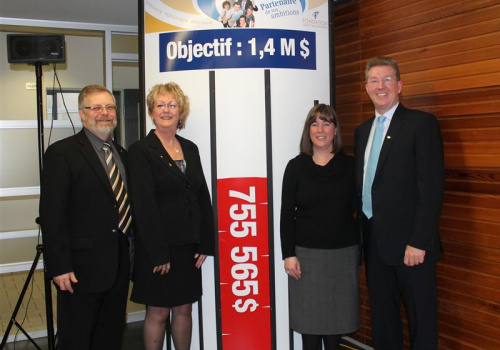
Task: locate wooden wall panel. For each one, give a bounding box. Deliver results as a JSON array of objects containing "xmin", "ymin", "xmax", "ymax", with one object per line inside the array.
[{"xmin": 334, "ymin": 0, "xmax": 500, "ymax": 348}]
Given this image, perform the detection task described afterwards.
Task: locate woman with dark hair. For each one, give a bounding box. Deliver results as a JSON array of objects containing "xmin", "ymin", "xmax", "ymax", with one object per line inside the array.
[
  {"xmin": 280, "ymin": 104, "xmax": 360, "ymax": 350},
  {"xmin": 128, "ymin": 82, "xmax": 215, "ymax": 350},
  {"xmin": 234, "ymin": 14, "xmax": 249, "ymax": 28}
]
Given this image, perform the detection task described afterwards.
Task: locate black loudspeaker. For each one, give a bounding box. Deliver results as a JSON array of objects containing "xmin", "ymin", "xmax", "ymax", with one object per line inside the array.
[{"xmin": 7, "ymin": 34, "xmax": 66, "ymax": 64}]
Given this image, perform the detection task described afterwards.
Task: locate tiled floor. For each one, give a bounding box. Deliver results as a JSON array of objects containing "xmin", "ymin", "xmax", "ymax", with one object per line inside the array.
[{"xmin": 0, "ymin": 270, "xmax": 145, "ymax": 344}]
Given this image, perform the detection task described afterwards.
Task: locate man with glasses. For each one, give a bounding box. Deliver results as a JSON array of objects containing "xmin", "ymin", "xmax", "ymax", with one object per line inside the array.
[
  {"xmin": 40, "ymin": 85, "xmax": 132, "ymax": 349},
  {"xmin": 354, "ymin": 57, "xmax": 444, "ymax": 349}
]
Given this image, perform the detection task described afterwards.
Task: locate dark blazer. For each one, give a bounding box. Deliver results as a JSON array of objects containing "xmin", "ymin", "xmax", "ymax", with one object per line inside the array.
[
  {"xmin": 127, "ymin": 131, "xmax": 215, "ymax": 270},
  {"xmin": 40, "ymin": 130, "xmax": 129, "ymax": 293},
  {"xmin": 354, "ymin": 103, "xmax": 444, "ymax": 265}
]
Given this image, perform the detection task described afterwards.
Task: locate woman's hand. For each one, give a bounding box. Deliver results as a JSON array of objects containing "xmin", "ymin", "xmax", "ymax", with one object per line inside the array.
[
  {"xmin": 195, "ymin": 253, "xmax": 207, "ymax": 269},
  {"xmin": 284, "ymin": 257, "xmax": 301, "ymax": 280},
  {"xmin": 153, "ymin": 263, "xmax": 170, "ymax": 275}
]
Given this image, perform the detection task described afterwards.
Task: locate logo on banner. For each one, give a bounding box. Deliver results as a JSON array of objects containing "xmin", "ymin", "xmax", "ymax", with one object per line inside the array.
[
  {"xmin": 145, "ymin": 0, "xmax": 328, "ymax": 31},
  {"xmin": 202, "ymin": 0, "xmax": 306, "ymax": 21}
]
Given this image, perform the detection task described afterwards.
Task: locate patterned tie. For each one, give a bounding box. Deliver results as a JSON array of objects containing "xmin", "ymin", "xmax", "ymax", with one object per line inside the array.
[
  {"xmin": 102, "ymin": 142, "xmax": 132, "ymax": 235},
  {"xmin": 362, "ymin": 115, "xmax": 387, "ymax": 219}
]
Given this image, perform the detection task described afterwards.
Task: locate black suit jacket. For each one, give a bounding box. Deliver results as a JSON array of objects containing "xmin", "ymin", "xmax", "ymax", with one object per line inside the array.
[
  {"xmin": 354, "ymin": 104, "xmax": 444, "ymax": 265},
  {"xmin": 40, "ymin": 130, "xmax": 129, "ymax": 293},
  {"xmin": 127, "ymin": 131, "xmax": 215, "ymax": 270}
]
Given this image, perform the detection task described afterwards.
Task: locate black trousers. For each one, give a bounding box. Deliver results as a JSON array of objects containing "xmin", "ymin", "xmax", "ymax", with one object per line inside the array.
[
  {"xmin": 302, "ymin": 334, "xmax": 341, "ymax": 350},
  {"xmin": 362, "ymin": 216, "xmax": 438, "ymax": 350},
  {"xmin": 56, "ymin": 234, "xmax": 130, "ymax": 350}
]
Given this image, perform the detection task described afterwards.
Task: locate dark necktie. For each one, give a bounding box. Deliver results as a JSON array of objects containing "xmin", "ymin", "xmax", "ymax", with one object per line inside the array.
[
  {"xmin": 362, "ymin": 115, "xmax": 387, "ymax": 219},
  {"xmin": 102, "ymin": 142, "xmax": 132, "ymax": 235}
]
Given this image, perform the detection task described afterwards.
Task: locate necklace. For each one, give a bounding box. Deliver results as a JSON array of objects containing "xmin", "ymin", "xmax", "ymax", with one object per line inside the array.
[
  {"xmin": 167, "ymin": 139, "xmax": 179, "ymax": 153},
  {"xmin": 155, "ymin": 130, "xmax": 180, "ymax": 153}
]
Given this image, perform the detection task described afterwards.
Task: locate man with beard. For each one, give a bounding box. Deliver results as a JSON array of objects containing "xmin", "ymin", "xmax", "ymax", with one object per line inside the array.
[{"xmin": 40, "ymin": 85, "xmax": 132, "ymax": 349}]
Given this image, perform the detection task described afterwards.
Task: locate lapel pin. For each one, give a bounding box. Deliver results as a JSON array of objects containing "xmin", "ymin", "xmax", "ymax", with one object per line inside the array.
[{"xmin": 387, "ymin": 135, "xmax": 391, "ymax": 139}]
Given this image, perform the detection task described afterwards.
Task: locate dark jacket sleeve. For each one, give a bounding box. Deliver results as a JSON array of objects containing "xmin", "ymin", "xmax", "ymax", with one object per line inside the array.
[
  {"xmin": 194, "ymin": 156, "xmax": 216, "ymax": 256},
  {"xmin": 280, "ymin": 159, "xmax": 298, "ymax": 259},
  {"xmin": 127, "ymin": 142, "xmax": 171, "ymax": 266},
  {"xmin": 40, "ymin": 142, "xmax": 74, "ymax": 278},
  {"xmin": 408, "ymin": 112, "xmax": 444, "ymax": 251}
]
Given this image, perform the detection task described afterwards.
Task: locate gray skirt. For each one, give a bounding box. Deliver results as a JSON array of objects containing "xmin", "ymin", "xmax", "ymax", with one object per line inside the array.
[{"xmin": 288, "ymin": 245, "xmax": 360, "ymax": 335}]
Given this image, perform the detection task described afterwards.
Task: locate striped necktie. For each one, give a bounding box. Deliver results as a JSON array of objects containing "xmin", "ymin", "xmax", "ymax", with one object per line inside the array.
[
  {"xmin": 102, "ymin": 142, "xmax": 132, "ymax": 235},
  {"xmin": 362, "ymin": 115, "xmax": 387, "ymax": 219}
]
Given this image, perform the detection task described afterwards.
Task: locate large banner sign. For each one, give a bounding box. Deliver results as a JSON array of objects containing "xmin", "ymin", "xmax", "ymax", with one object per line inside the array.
[{"xmin": 143, "ymin": 1, "xmax": 331, "ymax": 349}]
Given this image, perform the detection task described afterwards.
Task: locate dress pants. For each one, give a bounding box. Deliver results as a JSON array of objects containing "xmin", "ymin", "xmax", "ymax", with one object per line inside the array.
[
  {"xmin": 302, "ymin": 334, "xmax": 341, "ymax": 350},
  {"xmin": 56, "ymin": 234, "xmax": 130, "ymax": 350},
  {"xmin": 363, "ymin": 216, "xmax": 438, "ymax": 350}
]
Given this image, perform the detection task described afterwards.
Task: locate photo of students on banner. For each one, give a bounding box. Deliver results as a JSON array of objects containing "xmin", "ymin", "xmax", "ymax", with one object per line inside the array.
[{"xmin": 217, "ymin": 1, "xmax": 258, "ymax": 28}]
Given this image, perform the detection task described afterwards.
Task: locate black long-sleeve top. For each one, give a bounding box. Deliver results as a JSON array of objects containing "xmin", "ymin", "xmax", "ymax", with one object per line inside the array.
[{"xmin": 280, "ymin": 151, "xmax": 359, "ymax": 259}]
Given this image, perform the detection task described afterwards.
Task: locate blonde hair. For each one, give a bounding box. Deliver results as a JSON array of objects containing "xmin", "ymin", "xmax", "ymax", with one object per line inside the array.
[{"xmin": 146, "ymin": 82, "xmax": 190, "ymax": 130}]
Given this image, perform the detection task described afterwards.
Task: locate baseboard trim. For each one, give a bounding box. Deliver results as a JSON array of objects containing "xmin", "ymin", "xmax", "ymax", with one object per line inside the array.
[
  {"xmin": 126, "ymin": 310, "xmax": 146, "ymax": 323},
  {"xmin": 0, "ymin": 260, "xmax": 44, "ymax": 274},
  {"xmin": 342, "ymin": 336, "xmax": 373, "ymax": 350},
  {"xmin": 3, "ymin": 329, "xmax": 49, "ymax": 344}
]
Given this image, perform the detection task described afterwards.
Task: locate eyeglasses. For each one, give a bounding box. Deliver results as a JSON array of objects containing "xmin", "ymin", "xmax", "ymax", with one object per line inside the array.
[
  {"xmin": 367, "ymin": 76, "xmax": 397, "ymax": 86},
  {"xmin": 84, "ymin": 105, "xmax": 117, "ymax": 112},
  {"xmin": 155, "ymin": 103, "xmax": 179, "ymax": 110}
]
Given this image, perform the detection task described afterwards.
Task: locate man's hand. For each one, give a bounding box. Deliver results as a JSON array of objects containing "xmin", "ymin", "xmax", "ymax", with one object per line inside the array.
[
  {"xmin": 53, "ymin": 272, "xmax": 78, "ymax": 293},
  {"xmin": 153, "ymin": 263, "xmax": 170, "ymax": 275},
  {"xmin": 404, "ymin": 245, "xmax": 426, "ymax": 266}
]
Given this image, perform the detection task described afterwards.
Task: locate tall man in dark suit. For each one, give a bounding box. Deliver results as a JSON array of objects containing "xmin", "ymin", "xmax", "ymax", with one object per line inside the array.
[
  {"xmin": 354, "ymin": 57, "xmax": 444, "ymax": 349},
  {"xmin": 40, "ymin": 85, "xmax": 132, "ymax": 349}
]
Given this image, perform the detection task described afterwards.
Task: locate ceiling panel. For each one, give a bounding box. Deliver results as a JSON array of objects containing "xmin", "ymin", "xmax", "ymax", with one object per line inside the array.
[{"xmin": 0, "ymin": 0, "xmax": 138, "ymax": 27}]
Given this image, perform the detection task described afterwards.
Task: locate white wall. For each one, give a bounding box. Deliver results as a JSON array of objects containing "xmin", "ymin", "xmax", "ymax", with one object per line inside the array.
[{"xmin": 0, "ymin": 28, "xmax": 138, "ymax": 269}]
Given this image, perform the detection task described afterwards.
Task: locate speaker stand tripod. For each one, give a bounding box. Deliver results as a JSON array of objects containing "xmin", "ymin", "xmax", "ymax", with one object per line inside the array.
[{"xmin": 0, "ymin": 63, "xmax": 56, "ymax": 350}]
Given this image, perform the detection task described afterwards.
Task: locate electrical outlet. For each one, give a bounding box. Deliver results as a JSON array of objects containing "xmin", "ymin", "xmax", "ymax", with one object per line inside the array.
[{"xmin": 26, "ymin": 82, "xmax": 37, "ymax": 90}]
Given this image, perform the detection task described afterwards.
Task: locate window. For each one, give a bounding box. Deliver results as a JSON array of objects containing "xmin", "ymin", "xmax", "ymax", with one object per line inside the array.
[{"xmin": 46, "ymin": 89, "xmax": 80, "ymax": 121}]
